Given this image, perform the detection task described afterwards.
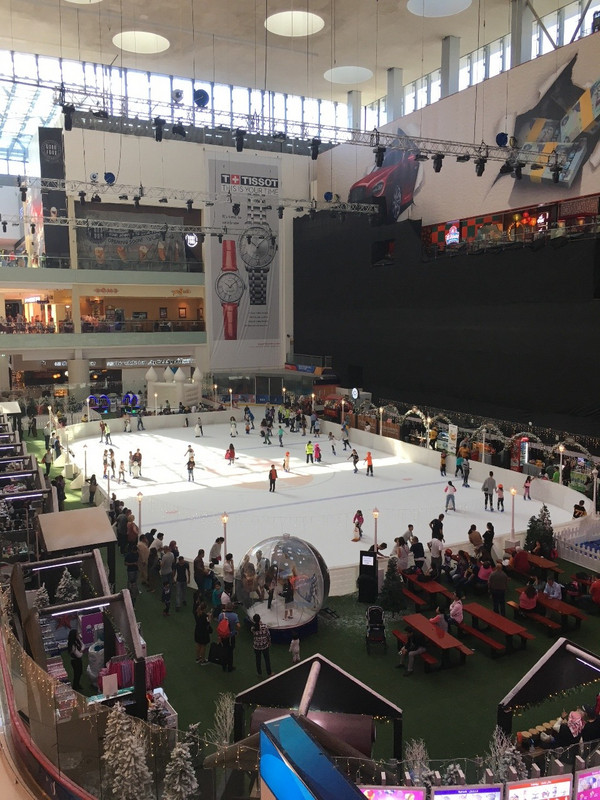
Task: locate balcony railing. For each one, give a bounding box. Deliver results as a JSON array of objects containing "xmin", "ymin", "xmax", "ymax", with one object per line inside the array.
[
  {"xmin": 0, "ymin": 320, "xmax": 205, "ymax": 335},
  {"xmin": 0, "ymin": 255, "xmax": 203, "ymax": 272}
]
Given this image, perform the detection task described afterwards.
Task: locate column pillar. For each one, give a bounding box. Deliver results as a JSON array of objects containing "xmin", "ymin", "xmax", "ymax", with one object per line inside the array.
[
  {"xmin": 441, "ymin": 36, "xmax": 460, "ymax": 98},
  {"xmin": 347, "ymin": 90, "xmax": 362, "ymax": 130},
  {"xmin": 510, "ymin": 0, "xmax": 534, "ymax": 69},
  {"xmin": 67, "ymin": 356, "xmax": 88, "ymax": 401},
  {"xmin": 0, "ymin": 354, "xmax": 10, "ymax": 393},
  {"xmin": 386, "ymin": 68, "xmax": 404, "ymax": 122}
]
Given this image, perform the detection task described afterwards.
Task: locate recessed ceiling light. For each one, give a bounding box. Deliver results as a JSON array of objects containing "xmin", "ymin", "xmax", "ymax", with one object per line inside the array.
[
  {"xmin": 407, "ymin": 0, "xmax": 472, "ymax": 17},
  {"xmin": 64, "ymin": 0, "xmax": 103, "ymax": 4},
  {"xmin": 324, "ymin": 66, "xmax": 373, "ymax": 85},
  {"xmin": 112, "ymin": 31, "xmax": 170, "ymax": 54},
  {"xmin": 265, "ymin": 11, "xmax": 324, "ymax": 37}
]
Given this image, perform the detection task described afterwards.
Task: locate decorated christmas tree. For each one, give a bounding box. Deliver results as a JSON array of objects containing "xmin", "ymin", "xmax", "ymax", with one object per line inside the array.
[
  {"xmin": 524, "ymin": 504, "xmax": 555, "ymax": 556},
  {"xmin": 102, "ymin": 704, "xmax": 153, "ymax": 800},
  {"xmin": 484, "ymin": 726, "xmax": 527, "ymax": 781},
  {"xmin": 378, "ymin": 558, "xmax": 405, "ymax": 615},
  {"xmin": 55, "ymin": 568, "xmax": 78, "ymax": 604},
  {"xmin": 162, "ymin": 741, "xmax": 198, "ymax": 800},
  {"xmin": 34, "ymin": 583, "xmax": 50, "ymax": 612}
]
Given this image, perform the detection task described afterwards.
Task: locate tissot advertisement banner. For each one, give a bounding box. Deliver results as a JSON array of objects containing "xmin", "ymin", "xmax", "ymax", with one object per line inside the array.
[
  {"xmin": 207, "ymin": 155, "xmax": 281, "ymax": 369},
  {"xmin": 448, "ymin": 424, "xmax": 458, "ymax": 454}
]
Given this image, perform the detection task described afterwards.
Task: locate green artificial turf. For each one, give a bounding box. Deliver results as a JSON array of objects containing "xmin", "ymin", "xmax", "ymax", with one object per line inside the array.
[{"xmin": 110, "ymin": 556, "xmax": 600, "ymax": 763}]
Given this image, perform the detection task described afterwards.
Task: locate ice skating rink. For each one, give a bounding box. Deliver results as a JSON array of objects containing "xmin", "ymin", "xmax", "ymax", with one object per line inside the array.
[{"xmin": 75, "ymin": 422, "xmax": 573, "ymax": 576}]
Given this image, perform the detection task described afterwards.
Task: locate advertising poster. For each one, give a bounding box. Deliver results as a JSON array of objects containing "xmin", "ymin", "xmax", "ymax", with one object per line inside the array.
[{"xmin": 207, "ymin": 154, "xmax": 281, "ymax": 370}]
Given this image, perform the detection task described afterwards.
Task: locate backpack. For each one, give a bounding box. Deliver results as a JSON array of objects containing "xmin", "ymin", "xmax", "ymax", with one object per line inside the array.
[{"xmin": 217, "ymin": 616, "xmax": 231, "ymax": 640}]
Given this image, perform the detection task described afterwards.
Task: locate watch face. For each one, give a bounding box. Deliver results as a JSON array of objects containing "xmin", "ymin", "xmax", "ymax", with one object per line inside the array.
[
  {"xmin": 238, "ymin": 225, "xmax": 275, "ymax": 268},
  {"xmin": 216, "ymin": 272, "xmax": 245, "ymax": 303},
  {"xmin": 351, "ymin": 387, "xmax": 359, "ymax": 400}
]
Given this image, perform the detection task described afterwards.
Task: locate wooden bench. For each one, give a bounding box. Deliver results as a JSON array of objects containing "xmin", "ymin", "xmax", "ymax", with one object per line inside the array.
[
  {"xmin": 402, "ymin": 587, "xmax": 427, "ymax": 610},
  {"xmin": 392, "ymin": 629, "xmax": 440, "ymax": 672},
  {"xmin": 458, "ymin": 623, "xmax": 506, "ymax": 657},
  {"xmin": 507, "ymin": 601, "xmax": 561, "ymax": 633}
]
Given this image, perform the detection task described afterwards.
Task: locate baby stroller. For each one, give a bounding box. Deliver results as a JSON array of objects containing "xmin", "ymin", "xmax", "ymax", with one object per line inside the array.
[{"xmin": 365, "ymin": 605, "xmax": 387, "ymax": 654}]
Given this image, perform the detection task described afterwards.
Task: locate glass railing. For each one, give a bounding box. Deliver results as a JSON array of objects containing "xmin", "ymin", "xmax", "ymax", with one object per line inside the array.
[
  {"xmin": 0, "ymin": 320, "xmax": 205, "ymax": 335},
  {"xmin": 0, "ymin": 255, "xmax": 203, "ymax": 272}
]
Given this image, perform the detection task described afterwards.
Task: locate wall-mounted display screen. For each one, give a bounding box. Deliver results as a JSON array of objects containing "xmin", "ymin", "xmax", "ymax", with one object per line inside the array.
[
  {"xmin": 506, "ymin": 774, "xmax": 573, "ymax": 800},
  {"xmin": 433, "ymin": 784, "xmax": 503, "ymax": 800},
  {"xmin": 360, "ymin": 787, "xmax": 426, "ymax": 800},
  {"xmin": 576, "ymin": 767, "xmax": 600, "ymax": 800}
]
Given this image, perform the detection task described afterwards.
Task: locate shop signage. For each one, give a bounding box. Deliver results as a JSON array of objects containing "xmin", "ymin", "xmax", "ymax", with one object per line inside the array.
[{"xmin": 106, "ymin": 357, "xmax": 193, "ymax": 368}]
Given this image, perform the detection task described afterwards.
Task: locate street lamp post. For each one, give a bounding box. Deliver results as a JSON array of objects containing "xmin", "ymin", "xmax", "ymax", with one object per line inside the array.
[
  {"xmin": 64, "ymin": 429, "xmax": 70, "ymax": 465},
  {"xmin": 372, "ymin": 507, "xmax": 379, "ymax": 552},
  {"xmin": 213, "ymin": 383, "xmax": 218, "ymax": 404},
  {"xmin": 282, "ymin": 386, "xmax": 286, "ymax": 406},
  {"xmin": 559, "ymin": 444, "xmax": 565, "ymax": 482},
  {"xmin": 379, "ymin": 407, "xmax": 384, "ymax": 436},
  {"xmin": 229, "ymin": 388, "xmax": 233, "ymax": 409},
  {"xmin": 341, "ymin": 398, "xmax": 345, "ymax": 426},
  {"xmin": 154, "ymin": 392, "xmax": 158, "ymax": 416},
  {"xmin": 482, "ymin": 427, "xmax": 487, "ymax": 464},
  {"xmin": 137, "ymin": 492, "xmax": 143, "ymax": 534},
  {"xmin": 221, "ymin": 512, "xmax": 228, "ymax": 556},
  {"xmin": 83, "ymin": 444, "xmax": 87, "ymax": 480},
  {"xmin": 593, "ymin": 467, "xmax": 598, "ymax": 516},
  {"xmin": 311, "ymin": 393, "xmax": 315, "ymax": 413},
  {"xmin": 510, "ymin": 487, "xmax": 517, "ymax": 536},
  {"xmin": 86, "ymin": 397, "xmax": 90, "ymax": 423},
  {"xmin": 426, "ymin": 416, "xmax": 431, "ymax": 448},
  {"xmin": 47, "ymin": 405, "xmax": 52, "ymax": 430}
]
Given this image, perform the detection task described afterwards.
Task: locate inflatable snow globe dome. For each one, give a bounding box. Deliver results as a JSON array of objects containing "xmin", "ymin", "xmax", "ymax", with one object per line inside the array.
[{"xmin": 237, "ymin": 534, "xmax": 329, "ymax": 638}]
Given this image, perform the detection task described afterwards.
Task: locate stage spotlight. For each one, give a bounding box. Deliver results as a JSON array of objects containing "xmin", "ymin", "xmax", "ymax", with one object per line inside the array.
[
  {"xmin": 235, "ymin": 129, "xmax": 245, "ymax": 153},
  {"xmin": 30, "ymin": 223, "xmax": 35, "ymax": 234},
  {"xmin": 118, "ymin": 194, "xmax": 129, "ymax": 201},
  {"xmin": 93, "ymin": 109, "xmax": 109, "ymax": 119},
  {"xmin": 432, "ymin": 153, "xmax": 444, "ymax": 173},
  {"xmin": 133, "ymin": 196, "xmax": 140, "ymax": 208},
  {"xmin": 277, "ymin": 206, "xmax": 284, "ymax": 219},
  {"xmin": 551, "ymin": 165, "xmax": 561, "ymax": 184},
  {"xmin": 499, "ymin": 160, "xmax": 514, "ymax": 175},
  {"xmin": 217, "ymin": 233, "xmax": 223, "ymax": 244},
  {"xmin": 62, "ymin": 103, "xmax": 75, "ymax": 131},
  {"xmin": 78, "ymin": 191, "xmax": 86, "ymax": 206},
  {"xmin": 199, "ymin": 233, "xmax": 205, "ymax": 244},
  {"xmin": 514, "ymin": 162, "xmax": 524, "ymax": 180},
  {"xmin": 172, "ymin": 121, "xmax": 186, "ymax": 138},
  {"xmin": 310, "ymin": 138, "xmax": 321, "ymax": 161},
  {"xmin": 91, "ymin": 193, "xmax": 102, "ymax": 203},
  {"xmin": 20, "ymin": 186, "xmax": 27, "ymax": 203},
  {"xmin": 186, "ymin": 199, "xmax": 193, "ymax": 213},
  {"xmin": 475, "ymin": 157, "xmax": 487, "ymax": 177},
  {"xmin": 153, "ymin": 117, "xmax": 166, "ymax": 142},
  {"xmin": 1, "ymin": 222, "xmax": 6, "ymax": 233},
  {"xmin": 193, "ymin": 89, "xmax": 210, "ymax": 108},
  {"xmin": 456, "ymin": 154, "xmax": 470, "ymax": 163},
  {"xmin": 415, "ymin": 152, "xmax": 429, "ymax": 162},
  {"xmin": 159, "ymin": 197, "xmax": 168, "ymax": 203},
  {"xmin": 374, "ymin": 146, "xmax": 386, "ymax": 168}
]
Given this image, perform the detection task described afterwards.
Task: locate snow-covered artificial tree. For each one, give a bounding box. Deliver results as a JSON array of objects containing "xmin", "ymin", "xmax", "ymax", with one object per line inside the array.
[
  {"xmin": 483, "ymin": 726, "xmax": 527, "ymax": 782},
  {"xmin": 205, "ymin": 692, "xmax": 235, "ymax": 749},
  {"xmin": 55, "ymin": 568, "xmax": 78, "ymax": 604},
  {"xmin": 102, "ymin": 703, "xmax": 153, "ymax": 800},
  {"xmin": 404, "ymin": 738, "xmax": 436, "ymax": 788},
  {"xmin": 34, "ymin": 583, "xmax": 50, "ymax": 611},
  {"xmin": 161, "ymin": 741, "xmax": 199, "ymax": 800}
]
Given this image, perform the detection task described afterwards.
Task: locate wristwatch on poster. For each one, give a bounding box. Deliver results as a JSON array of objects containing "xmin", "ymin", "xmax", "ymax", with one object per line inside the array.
[
  {"xmin": 215, "ymin": 239, "xmax": 245, "ymax": 340},
  {"xmin": 238, "ymin": 198, "xmax": 276, "ymax": 305}
]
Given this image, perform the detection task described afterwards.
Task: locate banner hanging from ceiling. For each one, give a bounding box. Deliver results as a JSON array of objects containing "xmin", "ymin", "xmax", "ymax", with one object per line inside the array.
[{"xmin": 207, "ymin": 155, "xmax": 281, "ymax": 370}]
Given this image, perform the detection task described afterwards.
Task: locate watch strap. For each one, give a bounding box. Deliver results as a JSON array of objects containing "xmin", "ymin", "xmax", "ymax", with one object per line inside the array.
[
  {"xmin": 222, "ymin": 239, "xmax": 237, "ymax": 271},
  {"xmin": 248, "ymin": 272, "xmax": 268, "ymax": 305},
  {"xmin": 222, "ymin": 303, "xmax": 238, "ymax": 340}
]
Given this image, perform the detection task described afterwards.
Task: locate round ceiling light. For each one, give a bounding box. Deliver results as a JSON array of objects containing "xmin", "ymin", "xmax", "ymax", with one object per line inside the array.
[
  {"xmin": 64, "ymin": 0, "xmax": 103, "ymax": 4},
  {"xmin": 324, "ymin": 66, "xmax": 373, "ymax": 85},
  {"xmin": 112, "ymin": 31, "xmax": 170, "ymax": 54},
  {"xmin": 407, "ymin": 0, "xmax": 472, "ymax": 17},
  {"xmin": 265, "ymin": 11, "xmax": 325, "ymax": 37}
]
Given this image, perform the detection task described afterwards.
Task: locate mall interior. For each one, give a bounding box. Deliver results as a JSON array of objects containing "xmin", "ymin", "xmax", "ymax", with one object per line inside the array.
[{"xmin": 1, "ymin": 1, "xmax": 600, "ymax": 798}]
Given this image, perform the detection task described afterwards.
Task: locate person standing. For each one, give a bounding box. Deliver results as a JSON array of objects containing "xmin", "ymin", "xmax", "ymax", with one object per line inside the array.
[
  {"xmin": 42, "ymin": 448, "xmax": 53, "ymax": 477},
  {"xmin": 444, "ymin": 481, "xmax": 457, "ymax": 511},
  {"xmin": 523, "ymin": 475, "xmax": 533, "ymax": 500},
  {"xmin": 488, "ymin": 561, "xmax": 509, "ymax": 616},
  {"xmin": 104, "ymin": 421, "xmax": 112, "ymax": 445},
  {"xmin": 174, "ymin": 556, "xmax": 190, "ymax": 610},
  {"xmin": 193, "ymin": 600, "xmax": 212, "ymax": 664},
  {"xmin": 226, "ymin": 443, "xmax": 235, "ymax": 464},
  {"xmin": 410, "ymin": 536, "xmax": 425, "ymax": 571},
  {"xmin": 342, "ymin": 429, "xmax": 351, "ymax": 451},
  {"xmin": 283, "ymin": 451, "xmax": 290, "ymax": 472},
  {"xmin": 109, "ymin": 449, "xmax": 116, "ymax": 479},
  {"xmin": 314, "ymin": 442, "xmax": 321, "ymax": 462},
  {"xmin": 223, "ymin": 553, "xmax": 234, "ymax": 596},
  {"xmin": 87, "ymin": 474, "xmax": 97, "ymax": 506},
  {"xmin": 289, "ymin": 633, "xmax": 301, "ymax": 664},
  {"xmin": 496, "ymin": 484, "xmax": 505, "ymax": 512},
  {"xmin": 462, "ymin": 458, "xmax": 471, "ymax": 488},
  {"xmin": 483, "ymin": 522, "xmax": 495, "ymax": 558},
  {"xmin": 160, "ymin": 542, "xmax": 175, "ymax": 587},
  {"xmin": 67, "ymin": 630, "xmax": 84, "ymax": 692},
  {"xmin": 137, "ymin": 413, "xmax": 145, "ymax": 431},
  {"xmin": 353, "ymin": 509, "xmax": 364, "ymax": 539},
  {"xmin": 429, "ymin": 514, "xmax": 445, "ymax": 541},
  {"xmin": 194, "ymin": 417, "xmax": 203, "ymax": 437},
  {"xmin": 230, "ymin": 416, "xmax": 237, "ymax": 437},
  {"xmin": 281, "ymin": 578, "xmax": 294, "ymax": 620},
  {"xmin": 440, "ymin": 451, "xmax": 447, "ymax": 476},
  {"xmin": 428, "ymin": 536, "xmax": 444, "ymax": 574},
  {"xmin": 251, "ymin": 614, "xmax": 272, "ymax": 676},
  {"xmin": 305, "ymin": 440, "xmax": 314, "ymax": 464},
  {"xmin": 328, "ymin": 432, "xmax": 337, "ymax": 455},
  {"xmin": 482, "ymin": 471, "xmax": 497, "ymax": 512},
  {"xmin": 137, "ymin": 534, "xmax": 150, "ymax": 587},
  {"xmin": 193, "ymin": 549, "xmax": 205, "ymax": 589},
  {"xmin": 98, "ymin": 420, "xmax": 105, "ymax": 443},
  {"xmin": 364, "ymin": 451, "xmax": 373, "ymax": 476},
  {"xmin": 186, "ymin": 456, "xmax": 195, "ymax": 482},
  {"xmin": 118, "ymin": 461, "xmax": 126, "ymax": 484},
  {"xmin": 348, "ymin": 448, "xmax": 359, "ymax": 473},
  {"xmin": 128, "ymin": 450, "xmax": 134, "ymax": 476},
  {"xmin": 209, "ymin": 537, "xmax": 224, "ymax": 564},
  {"xmin": 455, "ymin": 454, "xmax": 464, "ymax": 478},
  {"xmin": 217, "ymin": 602, "xmax": 240, "ymax": 673},
  {"xmin": 44, "ymin": 420, "xmax": 51, "ymax": 449},
  {"xmin": 269, "ymin": 464, "xmax": 278, "ymax": 492},
  {"xmin": 277, "ymin": 425, "xmax": 284, "ymax": 447}
]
